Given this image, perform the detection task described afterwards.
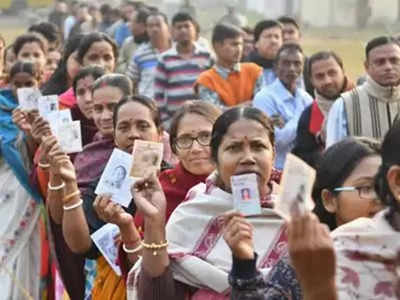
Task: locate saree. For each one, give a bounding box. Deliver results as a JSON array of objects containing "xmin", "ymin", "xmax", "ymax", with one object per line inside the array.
[
  {"xmin": 332, "ymin": 209, "xmax": 400, "ymax": 299},
  {"xmin": 0, "ymin": 89, "xmax": 42, "ymax": 299},
  {"xmin": 127, "ymin": 172, "xmax": 287, "ymax": 300}
]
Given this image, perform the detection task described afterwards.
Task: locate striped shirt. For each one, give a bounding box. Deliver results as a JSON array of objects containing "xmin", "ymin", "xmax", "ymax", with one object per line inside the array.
[
  {"xmin": 126, "ymin": 42, "xmax": 164, "ymax": 98},
  {"xmin": 154, "ymin": 43, "xmax": 214, "ymax": 123}
]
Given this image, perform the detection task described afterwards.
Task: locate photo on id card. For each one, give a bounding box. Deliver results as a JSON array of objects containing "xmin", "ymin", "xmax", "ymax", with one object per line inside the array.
[
  {"xmin": 95, "ymin": 148, "xmax": 134, "ymax": 207},
  {"xmin": 38, "ymin": 95, "xmax": 59, "ymax": 120},
  {"xmin": 275, "ymin": 153, "xmax": 316, "ymax": 220},
  {"xmin": 231, "ymin": 173, "xmax": 261, "ymax": 216},
  {"xmin": 57, "ymin": 120, "xmax": 83, "ymax": 154},
  {"xmin": 91, "ymin": 223, "xmax": 121, "ymax": 276},
  {"xmin": 17, "ymin": 87, "xmax": 41, "ymax": 111},
  {"xmin": 130, "ymin": 140, "xmax": 163, "ymax": 178}
]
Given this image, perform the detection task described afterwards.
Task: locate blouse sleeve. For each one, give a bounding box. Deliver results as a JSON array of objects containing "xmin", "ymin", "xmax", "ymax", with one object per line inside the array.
[{"xmin": 229, "ymin": 254, "xmax": 303, "ymax": 300}]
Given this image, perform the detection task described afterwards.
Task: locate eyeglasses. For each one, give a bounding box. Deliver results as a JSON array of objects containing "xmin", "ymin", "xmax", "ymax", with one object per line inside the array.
[
  {"xmin": 175, "ymin": 131, "xmax": 211, "ymax": 149},
  {"xmin": 333, "ymin": 185, "xmax": 377, "ymax": 200}
]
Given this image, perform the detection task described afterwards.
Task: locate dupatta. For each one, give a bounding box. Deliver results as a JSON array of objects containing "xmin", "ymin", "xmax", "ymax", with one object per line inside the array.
[{"xmin": 127, "ymin": 171, "xmax": 286, "ymax": 300}]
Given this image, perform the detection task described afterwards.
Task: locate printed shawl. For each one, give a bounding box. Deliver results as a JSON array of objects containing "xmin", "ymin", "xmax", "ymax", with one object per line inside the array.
[{"xmin": 127, "ymin": 171, "xmax": 286, "ymax": 300}]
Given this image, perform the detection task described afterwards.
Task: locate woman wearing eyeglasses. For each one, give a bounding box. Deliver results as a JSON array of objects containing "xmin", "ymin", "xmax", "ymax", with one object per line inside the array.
[{"xmin": 134, "ymin": 101, "xmax": 222, "ymax": 229}]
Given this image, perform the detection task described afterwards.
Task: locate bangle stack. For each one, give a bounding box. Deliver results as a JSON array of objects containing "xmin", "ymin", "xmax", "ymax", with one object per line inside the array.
[
  {"xmin": 141, "ymin": 240, "xmax": 168, "ymax": 256},
  {"xmin": 122, "ymin": 242, "xmax": 143, "ymax": 254},
  {"xmin": 48, "ymin": 181, "xmax": 65, "ymax": 191},
  {"xmin": 63, "ymin": 199, "xmax": 83, "ymax": 211}
]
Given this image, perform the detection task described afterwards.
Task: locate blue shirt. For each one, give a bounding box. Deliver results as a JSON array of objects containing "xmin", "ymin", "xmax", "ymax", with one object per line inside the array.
[
  {"xmin": 325, "ymin": 97, "xmax": 348, "ymax": 148},
  {"xmin": 263, "ymin": 68, "xmax": 305, "ymax": 89},
  {"xmin": 253, "ymin": 79, "xmax": 313, "ymax": 169},
  {"xmin": 114, "ymin": 22, "xmax": 132, "ymax": 47}
]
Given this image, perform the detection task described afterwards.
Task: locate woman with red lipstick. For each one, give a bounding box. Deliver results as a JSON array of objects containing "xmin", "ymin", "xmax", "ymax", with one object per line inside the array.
[{"xmin": 126, "ymin": 106, "xmax": 284, "ymax": 300}]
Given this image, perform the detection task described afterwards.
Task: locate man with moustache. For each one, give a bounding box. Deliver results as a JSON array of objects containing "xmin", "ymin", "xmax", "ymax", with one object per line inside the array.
[
  {"xmin": 253, "ymin": 43, "xmax": 312, "ymax": 170},
  {"xmin": 326, "ymin": 36, "xmax": 400, "ymax": 147},
  {"xmin": 292, "ymin": 51, "xmax": 355, "ymax": 167}
]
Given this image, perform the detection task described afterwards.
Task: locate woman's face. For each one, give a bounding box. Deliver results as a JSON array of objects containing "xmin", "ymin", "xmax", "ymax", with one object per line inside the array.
[
  {"xmin": 17, "ymin": 42, "xmax": 46, "ymax": 72},
  {"xmin": 325, "ymin": 155, "xmax": 383, "ymax": 227},
  {"xmin": 45, "ymin": 50, "xmax": 62, "ymax": 74},
  {"xmin": 66, "ymin": 51, "xmax": 81, "ymax": 83},
  {"xmin": 216, "ymin": 119, "xmax": 274, "ymax": 196},
  {"xmin": 10, "ymin": 72, "xmax": 39, "ymax": 99},
  {"xmin": 114, "ymin": 101, "xmax": 161, "ymax": 154},
  {"xmin": 92, "ymin": 86, "xmax": 123, "ymax": 137},
  {"xmin": 82, "ymin": 41, "xmax": 115, "ymax": 73},
  {"xmin": 175, "ymin": 113, "xmax": 214, "ymax": 176},
  {"xmin": 76, "ymin": 75, "xmax": 95, "ymax": 119}
]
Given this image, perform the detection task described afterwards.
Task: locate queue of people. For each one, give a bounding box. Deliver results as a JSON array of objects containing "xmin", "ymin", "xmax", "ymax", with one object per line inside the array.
[{"xmin": 1, "ymin": 1, "xmax": 400, "ymax": 299}]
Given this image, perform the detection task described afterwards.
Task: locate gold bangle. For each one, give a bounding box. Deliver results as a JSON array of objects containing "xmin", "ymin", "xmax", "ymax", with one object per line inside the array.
[
  {"xmin": 63, "ymin": 190, "xmax": 81, "ymax": 204},
  {"xmin": 141, "ymin": 240, "xmax": 168, "ymax": 256}
]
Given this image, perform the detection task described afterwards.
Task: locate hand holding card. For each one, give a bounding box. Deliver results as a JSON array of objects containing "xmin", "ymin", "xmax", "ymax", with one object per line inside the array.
[
  {"xmin": 38, "ymin": 95, "xmax": 59, "ymax": 120},
  {"xmin": 130, "ymin": 140, "xmax": 163, "ymax": 179},
  {"xmin": 231, "ymin": 173, "xmax": 262, "ymax": 216},
  {"xmin": 274, "ymin": 154, "xmax": 316, "ymax": 221},
  {"xmin": 95, "ymin": 149, "xmax": 134, "ymax": 207}
]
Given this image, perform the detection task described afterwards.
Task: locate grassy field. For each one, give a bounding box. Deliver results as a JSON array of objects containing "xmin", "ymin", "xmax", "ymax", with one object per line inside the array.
[{"xmin": 0, "ymin": 18, "xmax": 393, "ymax": 82}]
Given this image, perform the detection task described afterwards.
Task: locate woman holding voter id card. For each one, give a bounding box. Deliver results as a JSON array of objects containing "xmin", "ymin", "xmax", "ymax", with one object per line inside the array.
[
  {"xmin": 126, "ymin": 106, "xmax": 284, "ymax": 300},
  {"xmin": 290, "ymin": 117, "xmax": 400, "ymax": 300},
  {"xmin": 46, "ymin": 95, "xmax": 167, "ymax": 300},
  {"xmin": 226, "ymin": 137, "xmax": 383, "ymax": 299},
  {"xmin": 0, "ymin": 61, "xmax": 43, "ymax": 299}
]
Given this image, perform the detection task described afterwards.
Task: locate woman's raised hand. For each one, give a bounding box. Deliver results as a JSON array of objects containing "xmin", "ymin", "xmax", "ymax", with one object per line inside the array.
[
  {"xmin": 288, "ymin": 213, "xmax": 337, "ymax": 299},
  {"xmin": 45, "ymin": 135, "xmax": 76, "ymax": 182},
  {"xmin": 31, "ymin": 115, "xmax": 52, "ymax": 143},
  {"xmin": 12, "ymin": 108, "xmax": 32, "ymax": 134},
  {"xmin": 93, "ymin": 194, "xmax": 133, "ymax": 227},
  {"xmin": 131, "ymin": 170, "xmax": 167, "ymax": 225},
  {"xmin": 223, "ymin": 211, "xmax": 255, "ymax": 260}
]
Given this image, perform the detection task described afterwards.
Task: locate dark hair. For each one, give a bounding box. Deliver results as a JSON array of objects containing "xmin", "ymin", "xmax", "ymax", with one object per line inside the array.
[
  {"xmin": 113, "ymin": 94, "xmax": 162, "ymax": 131},
  {"xmin": 375, "ymin": 115, "xmax": 400, "ymax": 225},
  {"xmin": 28, "ymin": 22, "xmax": 61, "ymax": 50},
  {"xmin": 147, "ymin": 11, "xmax": 168, "ymax": 25},
  {"xmin": 254, "ymin": 20, "xmax": 282, "ymax": 42},
  {"xmin": 307, "ymin": 51, "xmax": 344, "ymax": 79},
  {"xmin": 134, "ymin": 7, "xmax": 151, "ymax": 24},
  {"xmin": 92, "ymin": 73, "xmax": 132, "ymax": 96},
  {"xmin": 13, "ymin": 33, "xmax": 47, "ymax": 57},
  {"xmin": 277, "ymin": 16, "xmax": 300, "ymax": 29},
  {"xmin": 100, "ymin": 4, "xmax": 112, "ymax": 15},
  {"xmin": 210, "ymin": 107, "xmax": 275, "ymax": 163},
  {"xmin": 169, "ymin": 101, "xmax": 222, "ymax": 154},
  {"xmin": 9, "ymin": 61, "xmax": 41, "ymax": 80},
  {"xmin": 366, "ymin": 36, "xmax": 399, "ymax": 60},
  {"xmin": 275, "ymin": 42, "xmax": 303, "ymax": 64},
  {"xmin": 172, "ymin": 12, "xmax": 199, "ymax": 33},
  {"xmin": 72, "ymin": 65, "xmax": 106, "ymax": 94},
  {"xmin": 77, "ymin": 32, "xmax": 118, "ymax": 65},
  {"xmin": 241, "ymin": 26, "xmax": 254, "ymax": 35},
  {"xmin": 41, "ymin": 34, "xmax": 83, "ymax": 95},
  {"xmin": 212, "ymin": 23, "xmax": 242, "ymax": 45},
  {"xmin": 313, "ymin": 137, "xmax": 381, "ymax": 230}
]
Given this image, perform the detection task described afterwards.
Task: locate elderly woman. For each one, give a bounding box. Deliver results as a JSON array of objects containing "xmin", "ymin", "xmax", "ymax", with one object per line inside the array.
[{"xmin": 127, "ymin": 106, "xmax": 284, "ymax": 299}]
